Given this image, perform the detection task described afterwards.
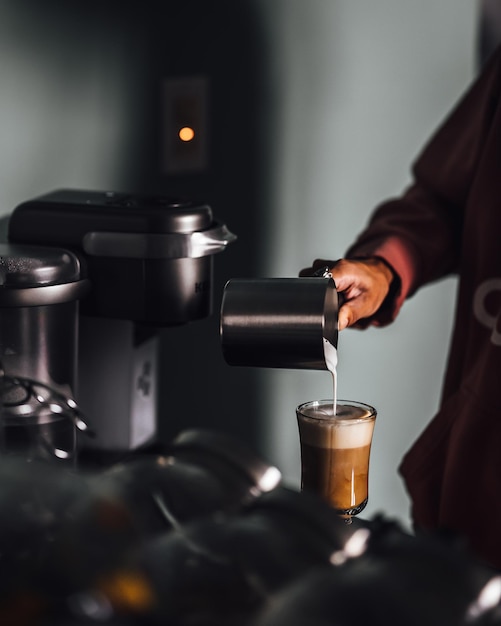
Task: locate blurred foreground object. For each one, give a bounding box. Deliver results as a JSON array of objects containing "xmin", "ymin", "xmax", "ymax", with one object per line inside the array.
[{"xmin": 0, "ymin": 429, "xmax": 499, "ymax": 625}]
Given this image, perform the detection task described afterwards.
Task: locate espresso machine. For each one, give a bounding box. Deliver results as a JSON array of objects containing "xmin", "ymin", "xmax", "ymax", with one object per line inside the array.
[{"xmin": 3, "ymin": 188, "xmax": 236, "ymax": 459}]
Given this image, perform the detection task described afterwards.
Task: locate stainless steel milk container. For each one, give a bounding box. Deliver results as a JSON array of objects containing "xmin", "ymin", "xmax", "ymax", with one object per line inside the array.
[{"xmin": 220, "ymin": 277, "xmax": 339, "ymax": 370}]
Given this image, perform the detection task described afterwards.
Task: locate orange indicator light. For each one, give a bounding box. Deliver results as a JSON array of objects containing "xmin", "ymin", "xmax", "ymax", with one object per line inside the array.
[{"xmin": 179, "ymin": 126, "xmax": 195, "ymax": 142}]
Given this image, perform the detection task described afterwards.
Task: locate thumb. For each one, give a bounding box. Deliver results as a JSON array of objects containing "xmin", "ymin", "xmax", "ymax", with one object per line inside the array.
[{"xmin": 337, "ymin": 303, "xmax": 356, "ymax": 330}]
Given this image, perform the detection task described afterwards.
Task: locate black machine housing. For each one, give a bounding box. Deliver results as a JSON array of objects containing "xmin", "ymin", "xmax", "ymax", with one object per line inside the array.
[{"xmin": 8, "ymin": 188, "xmax": 236, "ymax": 326}]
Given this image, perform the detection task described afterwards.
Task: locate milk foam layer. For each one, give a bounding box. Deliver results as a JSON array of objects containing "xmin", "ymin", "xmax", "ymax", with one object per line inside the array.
[{"xmin": 298, "ymin": 402, "xmax": 375, "ymax": 449}]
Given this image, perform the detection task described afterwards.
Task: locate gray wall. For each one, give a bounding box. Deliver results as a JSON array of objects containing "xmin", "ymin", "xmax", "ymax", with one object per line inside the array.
[
  {"xmin": 256, "ymin": 0, "xmax": 478, "ymax": 528},
  {"xmin": 0, "ymin": 2, "xmax": 147, "ymax": 210}
]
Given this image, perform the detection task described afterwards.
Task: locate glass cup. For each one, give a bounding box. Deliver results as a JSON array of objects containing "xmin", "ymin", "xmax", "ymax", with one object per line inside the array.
[{"xmin": 296, "ymin": 399, "xmax": 377, "ymax": 522}]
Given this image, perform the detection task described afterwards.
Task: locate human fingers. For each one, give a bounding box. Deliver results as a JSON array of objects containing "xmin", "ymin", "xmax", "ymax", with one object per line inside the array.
[
  {"xmin": 331, "ymin": 258, "xmax": 393, "ymax": 328},
  {"xmin": 298, "ymin": 259, "xmax": 337, "ymax": 277},
  {"xmin": 337, "ymin": 292, "xmax": 380, "ymax": 330}
]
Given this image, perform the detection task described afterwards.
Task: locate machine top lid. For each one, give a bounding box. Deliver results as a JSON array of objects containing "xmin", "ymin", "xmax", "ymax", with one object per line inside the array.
[
  {"xmin": 0, "ymin": 243, "xmax": 81, "ymax": 288},
  {"xmin": 0, "ymin": 242, "xmax": 89, "ymax": 307},
  {"xmin": 8, "ymin": 190, "xmax": 215, "ymax": 249}
]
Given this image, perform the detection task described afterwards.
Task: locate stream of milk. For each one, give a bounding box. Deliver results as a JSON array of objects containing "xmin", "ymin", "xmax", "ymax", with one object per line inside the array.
[{"xmin": 323, "ymin": 337, "xmax": 338, "ymax": 414}]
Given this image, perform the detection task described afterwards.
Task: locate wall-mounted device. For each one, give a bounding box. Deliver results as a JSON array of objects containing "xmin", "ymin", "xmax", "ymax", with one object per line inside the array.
[
  {"xmin": 7, "ymin": 189, "xmax": 236, "ymax": 454},
  {"xmin": 162, "ymin": 76, "xmax": 209, "ymax": 174}
]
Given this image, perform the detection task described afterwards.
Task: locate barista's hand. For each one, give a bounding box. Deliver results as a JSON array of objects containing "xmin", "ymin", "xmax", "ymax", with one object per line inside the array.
[{"xmin": 300, "ymin": 257, "xmax": 394, "ymax": 330}]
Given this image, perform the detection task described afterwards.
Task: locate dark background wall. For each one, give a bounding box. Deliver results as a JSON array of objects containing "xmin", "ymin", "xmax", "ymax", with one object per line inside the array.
[{"xmin": 135, "ymin": 1, "xmax": 268, "ymax": 450}]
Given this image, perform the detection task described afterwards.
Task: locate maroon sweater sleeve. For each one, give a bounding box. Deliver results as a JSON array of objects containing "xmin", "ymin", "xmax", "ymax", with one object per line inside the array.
[{"xmin": 346, "ymin": 45, "xmax": 501, "ymax": 324}]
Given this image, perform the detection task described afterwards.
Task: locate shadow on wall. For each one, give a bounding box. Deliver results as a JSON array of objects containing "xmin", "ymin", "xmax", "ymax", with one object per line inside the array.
[
  {"xmin": 131, "ymin": 0, "xmax": 270, "ymax": 451},
  {"xmin": 478, "ymin": 0, "xmax": 501, "ymax": 64}
]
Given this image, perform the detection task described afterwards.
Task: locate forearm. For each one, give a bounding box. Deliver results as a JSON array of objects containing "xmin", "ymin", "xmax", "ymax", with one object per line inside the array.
[
  {"xmin": 346, "ymin": 45, "xmax": 501, "ymax": 324},
  {"xmin": 347, "ymin": 182, "xmax": 462, "ymax": 289},
  {"xmin": 345, "ymin": 184, "xmax": 460, "ymax": 323}
]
